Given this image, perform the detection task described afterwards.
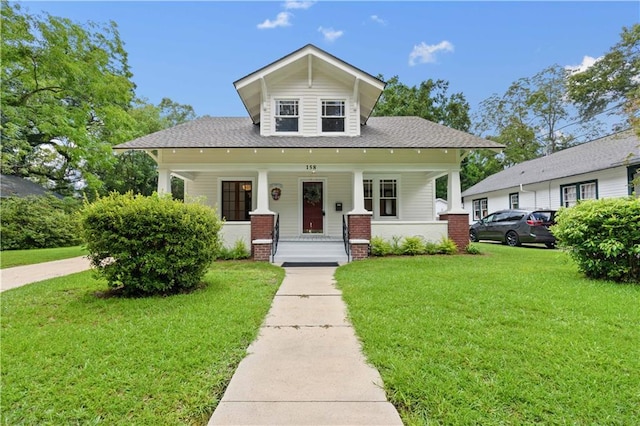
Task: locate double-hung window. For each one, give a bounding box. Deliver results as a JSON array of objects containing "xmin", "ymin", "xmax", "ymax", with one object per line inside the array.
[
  {"xmin": 379, "ymin": 179, "xmax": 397, "ymax": 217},
  {"xmin": 222, "ymin": 181, "xmax": 252, "ymax": 221},
  {"xmin": 321, "ymin": 100, "xmax": 345, "ymax": 132},
  {"xmin": 363, "ymin": 179, "xmax": 373, "ymax": 212},
  {"xmin": 362, "ymin": 177, "xmax": 398, "ymax": 218},
  {"xmin": 275, "ymin": 100, "xmax": 299, "ymax": 132},
  {"xmin": 509, "ymin": 193, "xmax": 519, "ymax": 209},
  {"xmin": 561, "ymin": 180, "xmax": 597, "ymax": 207},
  {"xmin": 472, "ymin": 198, "xmax": 488, "ymax": 221}
]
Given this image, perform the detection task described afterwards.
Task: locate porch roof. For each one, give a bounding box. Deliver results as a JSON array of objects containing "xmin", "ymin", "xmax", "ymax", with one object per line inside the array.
[{"xmin": 114, "ymin": 116, "xmax": 504, "ymax": 151}]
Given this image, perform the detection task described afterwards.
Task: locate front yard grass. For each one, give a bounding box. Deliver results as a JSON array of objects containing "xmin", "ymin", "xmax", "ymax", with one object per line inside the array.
[
  {"xmin": 1, "ymin": 261, "xmax": 284, "ymax": 425},
  {"xmin": 0, "ymin": 246, "xmax": 88, "ymax": 269},
  {"xmin": 336, "ymin": 244, "xmax": 640, "ymax": 425}
]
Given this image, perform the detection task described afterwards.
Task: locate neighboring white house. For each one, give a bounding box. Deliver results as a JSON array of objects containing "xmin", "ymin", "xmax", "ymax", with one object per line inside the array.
[
  {"xmin": 114, "ymin": 44, "xmax": 502, "ymax": 260},
  {"xmin": 462, "ymin": 130, "xmax": 640, "ymax": 223}
]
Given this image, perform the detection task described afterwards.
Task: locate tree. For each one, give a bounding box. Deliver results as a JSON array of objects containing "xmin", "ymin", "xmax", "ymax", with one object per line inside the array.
[
  {"xmin": 475, "ymin": 65, "xmax": 594, "ymax": 159},
  {"xmin": 372, "ymin": 75, "xmax": 472, "ymax": 198},
  {"xmin": 567, "ymin": 24, "xmax": 640, "ymax": 136},
  {"xmin": 99, "ymin": 98, "xmax": 196, "ymax": 197},
  {"xmin": 1, "ymin": 2, "xmax": 136, "ymax": 196},
  {"xmin": 373, "ymin": 76, "xmax": 471, "ymax": 131}
]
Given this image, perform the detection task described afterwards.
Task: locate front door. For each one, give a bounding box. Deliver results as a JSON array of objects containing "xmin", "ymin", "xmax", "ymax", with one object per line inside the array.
[{"xmin": 302, "ymin": 181, "xmax": 324, "ymax": 234}]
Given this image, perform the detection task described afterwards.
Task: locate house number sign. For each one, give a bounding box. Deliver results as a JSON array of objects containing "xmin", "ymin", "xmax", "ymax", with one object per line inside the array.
[{"xmin": 306, "ymin": 165, "xmax": 317, "ymax": 171}]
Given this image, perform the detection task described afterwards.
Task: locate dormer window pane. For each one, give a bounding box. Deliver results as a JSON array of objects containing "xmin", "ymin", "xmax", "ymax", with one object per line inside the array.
[
  {"xmin": 322, "ymin": 100, "xmax": 345, "ymax": 132},
  {"xmin": 275, "ymin": 100, "xmax": 299, "ymax": 132}
]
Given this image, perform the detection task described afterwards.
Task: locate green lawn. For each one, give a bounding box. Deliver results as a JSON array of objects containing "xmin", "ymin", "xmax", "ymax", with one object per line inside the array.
[
  {"xmin": 336, "ymin": 244, "xmax": 640, "ymax": 425},
  {"xmin": 0, "ymin": 246, "xmax": 88, "ymax": 269},
  {"xmin": 1, "ymin": 261, "xmax": 284, "ymax": 425}
]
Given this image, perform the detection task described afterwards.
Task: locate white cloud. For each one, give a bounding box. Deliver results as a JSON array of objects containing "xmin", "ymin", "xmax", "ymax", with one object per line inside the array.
[
  {"xmin": 284, "ymin": 1, "xmax": 315, "ymax": 10},
  {"xmin": 370, "ymin": 15, "xmax": 386, "ymax": 25},
  {"xmin": 565, "ymin": 55, "xmax": 600, "ymax": 74},
  {"xmin": 257, "ymin": 12, "xmax": 292, "ymax": 30},
  {"xmin": 318, "ymin": 26, "xmax": 344, "ymax": 42},
  {"xmin": 408, "ymin": 40, "xmax": 454, "ymax": 66}
]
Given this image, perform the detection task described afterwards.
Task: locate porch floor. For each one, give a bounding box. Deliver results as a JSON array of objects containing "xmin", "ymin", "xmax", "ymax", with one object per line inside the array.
[{"xmin": 272, "ymin": 238, "xmax": 349, "ymax": 265}]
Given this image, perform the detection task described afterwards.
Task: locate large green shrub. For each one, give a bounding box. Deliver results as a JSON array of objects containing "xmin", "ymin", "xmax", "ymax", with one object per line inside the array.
[
  {"xmin": 80, "ymin": 192, "xmax": 222, "ymax": 295},
  {"xmin": 0, "ymin": 195, "xmax": 82, "ymax": 250},
  {"xmin": 552, "ymin": 197, "xmax": 640, "ymax": 283}
]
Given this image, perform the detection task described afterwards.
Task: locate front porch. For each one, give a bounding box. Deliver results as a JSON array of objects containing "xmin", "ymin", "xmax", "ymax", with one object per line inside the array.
[{"xmin": 155, "ymin": 148, "xmax": 471, "ymax": 260}]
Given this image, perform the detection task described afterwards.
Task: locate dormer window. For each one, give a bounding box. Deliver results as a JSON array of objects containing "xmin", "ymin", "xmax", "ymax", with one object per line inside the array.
[
  {"xmin": 321, "ymin": 100, "xmax": 345, "ymax": 132},
  {"xmin": 275, "ymin": 100, "xmax": 299, "ymax": 132}
]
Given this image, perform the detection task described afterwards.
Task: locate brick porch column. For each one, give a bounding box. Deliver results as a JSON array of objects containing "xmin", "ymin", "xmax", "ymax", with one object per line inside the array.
[
  {"xmin": 439, "ymin": 213, "xmax": 469, "ymax": 253},
  {"xmin": 347, "ymin": 213, "xmax": 372, "ymax": 261},
  {"xmin": 250, "ymin": 213, "xmax": 275, "ymax": 261}
]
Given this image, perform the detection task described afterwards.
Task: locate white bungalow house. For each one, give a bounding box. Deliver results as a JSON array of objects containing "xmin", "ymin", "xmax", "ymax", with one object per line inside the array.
[
  {"xmin": 114, "ymin": 44, "xmax": 502, "ymax": 262},
  {"xmin": 462, "ymin": 130, "xmax": 640, "ymax": 223}
]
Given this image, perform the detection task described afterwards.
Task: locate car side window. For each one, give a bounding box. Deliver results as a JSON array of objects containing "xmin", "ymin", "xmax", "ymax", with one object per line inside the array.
[{"xmin": 493, "ymin": 212, "xmax": 507, "ymax": 222}]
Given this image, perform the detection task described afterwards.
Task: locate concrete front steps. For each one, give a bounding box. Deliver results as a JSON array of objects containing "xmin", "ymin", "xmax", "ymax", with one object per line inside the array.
[{"xmin": 272, "ymin": 238, "xmax": 349, "ymax": 265}]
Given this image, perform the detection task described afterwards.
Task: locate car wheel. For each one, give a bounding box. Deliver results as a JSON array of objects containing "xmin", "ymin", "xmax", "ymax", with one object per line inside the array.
[
  {"xmin": 469, "ymin": 229, "xmax": 479, "ymax": 242},
  {"xmin": 545, "ymin": 242, "xmax": 555, "ymax": 249},
  {"xmin": 505, "ymin": 231, "xmax": 520, "ymax": 247}
]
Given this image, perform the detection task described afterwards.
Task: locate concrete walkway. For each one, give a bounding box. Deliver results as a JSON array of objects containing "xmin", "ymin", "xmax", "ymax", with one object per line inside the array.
[
  {"xmin": 209, "ymin": 266, "xmax": 403, "ymax": 425},
  {"xmin": 0, "ymin": 256, "xmax": 92, "ymax": 292}
]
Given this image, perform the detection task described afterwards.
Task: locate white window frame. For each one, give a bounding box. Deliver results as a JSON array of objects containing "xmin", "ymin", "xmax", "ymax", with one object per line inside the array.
[
  {"xmin": 320, "ymin": 99, "xmax": 346, "ymax": 134},
  {"xmin": 472, "ymin": 198, "xmax": 488, "ymax": 221},
  {"xmin": 274, "ymin": 99, "xmax": 300, "ymax": 133},
  {"xmin": 363, "ymin": 176, "xmax": 400, "ymax": 219},
  {"xmin": 509, "ymin": 192, "xmax": 519, "ymax": 209},
  {"xmin": 561, "ymin": 180, "xmax": 597, "ymax": 207}
]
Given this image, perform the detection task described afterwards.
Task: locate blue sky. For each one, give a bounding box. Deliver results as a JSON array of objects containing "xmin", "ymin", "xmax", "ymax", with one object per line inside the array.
[{"xmin": 21, "ymin": 1, "xmax": 640, "ymax": 127}]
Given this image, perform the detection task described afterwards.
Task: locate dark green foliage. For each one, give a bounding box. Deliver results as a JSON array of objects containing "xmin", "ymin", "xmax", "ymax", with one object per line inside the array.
[
  {"xmin": 437, "ymin": 237, "xmax": 458, "ymax": 255},
  {"xmin": 552, "ymin": 197, "xmax": 640, "ymax": 283},
  {"xmin": 370, "ymin": 236, "xmax": 458, "ymax": 257},
  {"xmin": 0, "ymin": 195, "xmax": 81, "ymax": 250},
  {"xmin": 219, "ymin": 239, "xmax": 251, "ymax": 260},
  {"xmin": 370, "ymin": 236, "xmax": 392, "ymax": 256},
  {"xmin": 465, "ymin": 243, "xmax": 482, "ymax": 255},
  {"xmin": 401, "ymin": 236, "xmax": 426, "ymax": 256},
  {"xmin": 80, "ymin": 192, "xmax": 222, "ymax": 295},
  {"xmin": 567, "ymin": 24, "xmax": 639, "ymax": 133}
]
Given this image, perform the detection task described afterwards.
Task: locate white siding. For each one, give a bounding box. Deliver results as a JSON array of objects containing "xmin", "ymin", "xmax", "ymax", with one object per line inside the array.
[
  {"xmin": 399, "ymin": 173, "xmax": 435, "ymax": 221},
  {"xmin": 220, "ymin": 223, "xmax": 251, "ymax": 250},
  {"xmin": 371, "ymin": 221, "xmax": 447, "ymax": 242},
  {"xmin": 463, "ymin": 166, "xmax": 631, "ymax": 223},
  {"xmin": 262, "ymin": 68, "xmax": 357, "ymax": 137},
  {"xmin": 268, "ymin": 172, "xmax": 352, "ymax": 238},
  {"xmin": 186, "ymin": 170, "xmax": 437, "ymax": 237}
]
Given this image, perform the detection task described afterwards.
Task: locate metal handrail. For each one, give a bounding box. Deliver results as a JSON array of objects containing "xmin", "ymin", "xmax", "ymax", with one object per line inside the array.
[
  {"xmin": 342, "ymin": 215, "xmax": 350, "ymax": 257},
  {"xmin": 272, "ymin": 214, "xmax": 280, "ymax": 259}
]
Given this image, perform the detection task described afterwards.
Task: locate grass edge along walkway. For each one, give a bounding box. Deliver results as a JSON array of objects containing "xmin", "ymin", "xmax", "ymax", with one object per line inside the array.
[
  {"xmin": 1, "ymin": 261, "xmax": 284, "ymax": 425},
  {"xmin": 336, "ymin": 244, "xmax": 640, "ymax": 425},
  {"xmin": 0, "ymin": 246, "xmax": 88, "ymax": 269}
]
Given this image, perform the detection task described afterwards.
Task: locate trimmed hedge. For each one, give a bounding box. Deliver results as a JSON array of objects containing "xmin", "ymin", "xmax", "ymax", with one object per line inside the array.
[
  {"xmin": 0, "ymin": 195, "xmax": 82, "ymax": 250},
  {"xmin": 80, "ymin": 192, "xmax": 222, "ymax": 295},
  {"xmin": 552, "ymin": 197, "xmax": 640, "ymax": 283}
]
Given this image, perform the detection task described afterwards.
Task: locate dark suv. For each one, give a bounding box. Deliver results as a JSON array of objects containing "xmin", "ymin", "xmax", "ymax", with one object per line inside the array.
[{"xmin": 469, "ymin": 209, "xmax": 557, "ymax": 248}]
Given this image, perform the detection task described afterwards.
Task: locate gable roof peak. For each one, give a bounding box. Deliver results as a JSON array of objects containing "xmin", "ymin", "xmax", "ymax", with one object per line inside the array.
[{"xmin": 233, "ymin": 44, "xmax": 386, "ymax": 125}]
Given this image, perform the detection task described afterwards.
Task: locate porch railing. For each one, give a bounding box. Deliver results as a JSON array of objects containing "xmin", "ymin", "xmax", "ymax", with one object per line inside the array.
[
  {"xmin": 342, "ymin": 215, "xmax": 350, "ymax": 257},
  {"xmin": 271, "ymin": 214, "xmax": 280, "ymax": 260}
]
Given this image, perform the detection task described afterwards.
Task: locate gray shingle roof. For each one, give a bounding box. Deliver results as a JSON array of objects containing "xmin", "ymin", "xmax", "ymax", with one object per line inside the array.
[
  {"xmin": 462, "ymin": 130, "xmax": 640, "ymax": 197},
  {"xmin": 113, "ymin": 116, "xmax": 503, "ymax": 150},
  {"xmin": 0, "ymin": 174, "xmax": 63, "ymax": 198}
]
